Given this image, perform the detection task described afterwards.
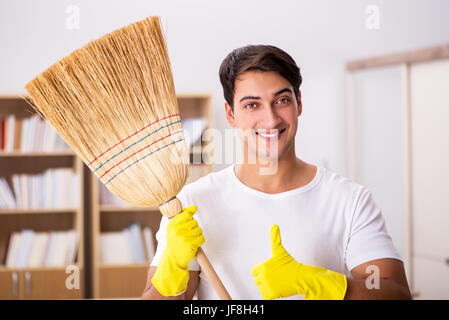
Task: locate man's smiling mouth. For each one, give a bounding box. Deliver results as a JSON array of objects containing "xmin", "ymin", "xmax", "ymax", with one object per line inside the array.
[{"xmin": 255, "ymin": 128, "xmax": 286, "ymax": 139}]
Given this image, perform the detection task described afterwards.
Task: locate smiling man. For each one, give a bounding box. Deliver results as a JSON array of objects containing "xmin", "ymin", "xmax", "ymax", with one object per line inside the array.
[{"xmin": 141, "ymin": 45, "xmax": 412, "ymax": 300}]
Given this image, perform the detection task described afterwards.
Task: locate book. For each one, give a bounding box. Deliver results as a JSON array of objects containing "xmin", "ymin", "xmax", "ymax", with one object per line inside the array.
[
  {"xmin": 65, "ymin": 230, "xmax": 79, "ymax": 265},
  {"xmin": 30, "ymin": 174, "xmax": 37, "ymax": 209},
  {"xmin": 11, "ymin": 174, "xmax": 21, "ymax": 208},
  {"xmin": 49, "ymin": 231, "xmax": 69, "ymax": 267},
  {"xmin": 142, "ymin": 227, "xmax": 155, "ymax": 261},
  {"xmin": 54, "ymin": 170, "xmax": 60, "ymax": 208},
  {"xmin": 43, "ymin": 232, "xmax": 56, "ymax": 267},
  {"xmin": 59, "ymin": 169, "xmax": 67, "ymax": 208},
  {"xmin": 13, "ymin": 117, "xmax": 22, "ymax": 151},
  {"xmin": 28, "ymin": 115, "xmax": 39, "ymax": 152},
  {"xmin": 72, "ymin": 173, "xmax": 79, "ymax": 208},
  {"xmin": 15, "ymin": 230, "xmax": 34, "ymax": 268},
  {"xmin": 3, "ymin": 116, "xmax": 8, "ymax": 151},
  {"xmin": 3, "ymin": 229, "xmax": 78, "ymax": 268},
  {"xmin": 46, "ymin": 124, "xmax": 58, "ymax": 151},
  {"xmin": 9, "ymin": 168, "xmax": 78, "ymax": 209},
  {"xmin": 39, "ymin": 170, "xmax": 45, "ymax": 208},
  {"xmin": 28, "ymin": 232, "xmax": 50, "ymax": 267},
  {"xmin": 19, "ymin": 174, "xmax": 28, "ymax": 209},
  {"xmin": 126, "ymin": 223, "xmax": 146, "ymax": 263},
  {"xmin": 5, "ymin": 232, "xmax": 21, "ymax": 268},
  {"xmin": 22, "ymin": 116, "xmax": 30, "ymax": 152},
  {"xmin": 34, "ymin": 117, "xmax": 44, "ymax": 151},
  {"xmin": 6, "ymin": 115, "xmax": 15, "ymax": 152},
  {"xmin": 100, "ymin": 231, "xmax": 133, "ymax": 265},
  {"xmin": 0, "ymin": 177, "xmax": 16, "ymax": 209},
  {"xmin": 63, "ymin": 168, "xmax": 73, "ymax": 208},
  {"xmin": 41, "ymin": 121, "xmax": 48, "ymax": 151},
  {"xmin": 19, "ymin": 117, "xmax": 27, "ymax": 152},
  {"xmin": 0, "ymin": 183, "xmax": 8, "ymax": 208},
  {"xmin": 0, "ymin": 118, "xmax": 5, "ymax": 151}
]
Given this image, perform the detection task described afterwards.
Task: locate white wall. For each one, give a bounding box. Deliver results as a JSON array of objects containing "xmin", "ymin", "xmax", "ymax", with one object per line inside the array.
[{"xmin": 1, "ymin": 0, "xmax": 449, "ymax": 174}]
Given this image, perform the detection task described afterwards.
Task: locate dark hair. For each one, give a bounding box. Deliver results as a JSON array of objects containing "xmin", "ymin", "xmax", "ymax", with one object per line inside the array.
[{"xmin": 219, "ymin": 45, "xmax": 302, "ymax": 110}]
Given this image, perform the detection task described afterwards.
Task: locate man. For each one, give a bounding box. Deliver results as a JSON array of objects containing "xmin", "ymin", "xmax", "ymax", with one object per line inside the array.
[{"xmin": 141, "ymin": 45, "xmax": 412, "ymax": 300}]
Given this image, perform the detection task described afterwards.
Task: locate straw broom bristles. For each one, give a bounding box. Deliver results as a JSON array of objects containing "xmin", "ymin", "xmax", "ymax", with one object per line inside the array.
[
  {"xmin": 25, "ymin": 17, "xmax": 188, "ymax": 217},
  {"xmin": 25, "ymin": 16, "xmax": 232, "ymax": 299}
]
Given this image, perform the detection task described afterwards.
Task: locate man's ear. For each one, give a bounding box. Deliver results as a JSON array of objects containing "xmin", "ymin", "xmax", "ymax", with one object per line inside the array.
[
  {"xmin": 297, "ymin": 90, "xmax": 302, "ymax": 117},
  {"xmin": 225, "ymin": 101, "xmax": 236, "ymax": 127}
]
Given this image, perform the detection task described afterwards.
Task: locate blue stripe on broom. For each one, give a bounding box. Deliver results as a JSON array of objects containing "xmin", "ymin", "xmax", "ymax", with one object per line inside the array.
[
  {"xmin": 93, "ymin": 120, "xmax": 181, "ymax": 173},
  {"xmin": 104, "ymin": 138, "xmax": 185, "ymax": 186}
]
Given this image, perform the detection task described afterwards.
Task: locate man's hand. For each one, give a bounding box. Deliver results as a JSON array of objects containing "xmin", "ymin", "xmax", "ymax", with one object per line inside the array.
[
  {"xmin": 151, "ymin": 205, "xmax": 205, "ymax": 296},
  {"xmin": 251, "ymin": 224, "xmax": 347, "ymax": 300}
]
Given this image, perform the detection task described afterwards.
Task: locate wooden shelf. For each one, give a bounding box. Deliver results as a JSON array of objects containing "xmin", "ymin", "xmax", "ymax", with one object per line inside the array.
[
  {"xmin": 0, "ymin": 264, "xmax": 82, "ymax": 272},
  {"xmin": 0, "ymin": 151, "xmax": 75, "ymax": 158},
  {"xmin": 0, "ymin": 94, "xmax": 216, "ymax": 299},
  {"xmin": 0, "ymin": 208, "xmax": 78, "ymax": 215},
  {"xmin": 99, "ymin": 205, "xmax": 158, "ymax": 213},
  {"xmin": 99, "ymin": 263, "xmax": 149, "ymax": 269},
  {"xmin": 0, "ymin": 95, "xmax": 85, "ymax": 299}
]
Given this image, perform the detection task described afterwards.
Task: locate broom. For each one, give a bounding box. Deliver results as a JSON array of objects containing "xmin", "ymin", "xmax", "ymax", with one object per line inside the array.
[{"xmin": 24, "ymin": 16, "xmax": 231, "ymax": 300}]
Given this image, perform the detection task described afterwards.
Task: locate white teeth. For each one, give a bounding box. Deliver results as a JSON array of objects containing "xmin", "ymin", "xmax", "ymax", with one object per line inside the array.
[
  {"xmin": 257, "ymin": 130, "xmax": 279, "ymax": 138},
  {"xmin": 258, "ymin": 132, "xmax": 278, "ymax": 138}
]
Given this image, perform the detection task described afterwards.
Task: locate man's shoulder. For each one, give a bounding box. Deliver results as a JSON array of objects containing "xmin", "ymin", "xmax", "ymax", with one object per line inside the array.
[
  {"xmin": 317, "ymin": 167, "xmax": 376, "ymax": 223},
  {"xmin": 319, "ymin": 166, "xmax": 369, "ymax": 199}
]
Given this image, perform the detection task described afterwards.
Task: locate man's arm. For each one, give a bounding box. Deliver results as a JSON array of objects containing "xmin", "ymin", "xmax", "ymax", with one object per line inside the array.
[
  {"xmin": 141, "ymin": 266, "xmax": 200, "ymax": 300},
  {"xmin": 345, "ymin": 258, "xmax": 412, "ymax": 299}
]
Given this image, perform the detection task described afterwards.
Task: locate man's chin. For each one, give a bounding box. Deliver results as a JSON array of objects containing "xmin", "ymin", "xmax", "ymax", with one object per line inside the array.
[{"xmin": 247, "ymin": 146, "xmax": 285, "ymax": 163}]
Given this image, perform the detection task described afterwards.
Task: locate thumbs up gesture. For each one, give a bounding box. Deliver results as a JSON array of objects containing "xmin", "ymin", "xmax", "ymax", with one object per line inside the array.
[{"xmin": 251, "ymin": 225, "xmax": 347, "ymax": 300}]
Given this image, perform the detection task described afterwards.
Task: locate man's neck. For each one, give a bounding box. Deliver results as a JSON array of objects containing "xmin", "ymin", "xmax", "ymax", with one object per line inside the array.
[{"xmin": 234, "ymin": 152, "xmax": 317, "ymax": 194}]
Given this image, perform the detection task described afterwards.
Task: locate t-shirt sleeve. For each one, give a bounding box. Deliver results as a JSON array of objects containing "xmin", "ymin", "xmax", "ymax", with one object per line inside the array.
[
  {"xmin": 345, "ymin": 187, "xmax": 402, "ymax": 272},
  {"xmin": 150, "ymin": 189, "xmax": 201, "ymax": 271}
]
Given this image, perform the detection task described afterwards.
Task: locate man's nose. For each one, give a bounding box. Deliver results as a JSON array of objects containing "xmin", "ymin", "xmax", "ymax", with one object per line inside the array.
[{"xmin": 263, "ymin": 105, "xmax": 281, "ymax": 129}]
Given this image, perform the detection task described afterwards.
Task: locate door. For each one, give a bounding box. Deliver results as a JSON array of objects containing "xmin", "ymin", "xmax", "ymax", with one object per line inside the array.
[
  {"xmin": 22, "ymin": 268, "xmax": 83, "ymax": 299},
  {"xmin": 0, "ymin": 270, "xmax": 22, "ymax": 299},
  {"xmin": 349, "ymin": 65, "xmax": 409, "ymax": 266},
  {"xmin": 410, "ymin": 58, "xmax": 449, "ymax": 299}
]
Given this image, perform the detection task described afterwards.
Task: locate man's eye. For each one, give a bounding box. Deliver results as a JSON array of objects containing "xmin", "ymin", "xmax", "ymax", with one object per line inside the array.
[
  {"xmin": 276, "ymin": 98, "xmax": 290, "ymax": 104},
  {"xmin": 244, "ymin": 103, "xmax": 257, "ymax": 109}
]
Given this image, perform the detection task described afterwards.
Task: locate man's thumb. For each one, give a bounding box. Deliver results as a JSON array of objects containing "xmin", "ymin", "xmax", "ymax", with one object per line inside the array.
[
  {"xmin": 183, "ymin": 205, "xmax": 197, "ymax": 215},
  {"xmin": 270, "ymin": 224, "xmax": 285, "ymax": 257}
]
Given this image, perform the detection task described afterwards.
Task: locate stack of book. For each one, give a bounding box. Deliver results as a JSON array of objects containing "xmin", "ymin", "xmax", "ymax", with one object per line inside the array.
[
  {"xmin": 3, "ymin": 229, "xmax": 78, "ymax": 268},
  {"xmin": 0, "ymin": 168, "xmax": 79, "ymax": 209},
  {"xmin": 0, "ymin": 114, "xmax": 70, "ymax": 152},
  {"xmin": 100, "ymin": 222, "xmax": 155, "ymax": 265}
]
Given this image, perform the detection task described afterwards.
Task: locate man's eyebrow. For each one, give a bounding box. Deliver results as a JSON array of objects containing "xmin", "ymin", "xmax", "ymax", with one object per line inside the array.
[
  {"xmin": 238, "ymin": 88, "xmax": 293, "ymax": 103},
  {"xmin": 273, "ymin": 88, "xmax": 292, "ymax": 97},
  {"xmin": 239, "ymin": 95, "xmax": 261, "ymax": 103}
]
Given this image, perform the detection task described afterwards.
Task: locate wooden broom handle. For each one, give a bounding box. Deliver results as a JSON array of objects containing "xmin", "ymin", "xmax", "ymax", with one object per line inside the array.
[
  {"xmin": 196, "ymin": 247, "xmax": 232, "ymax": 300},
  {"xmin": 159, "ymin": 197, "xmax": 232, "ymax": 300}
]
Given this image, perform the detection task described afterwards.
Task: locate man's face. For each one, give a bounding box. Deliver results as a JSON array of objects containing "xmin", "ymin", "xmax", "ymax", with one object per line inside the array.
[{"xmin": 225, "ymin": 70, "xmax": 301, "ymax": 161}]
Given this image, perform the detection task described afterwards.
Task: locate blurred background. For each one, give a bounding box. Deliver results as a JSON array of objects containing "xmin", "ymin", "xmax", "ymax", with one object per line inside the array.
[{"xmin": 0, "ymin": 0, "xmax": 448, "ymax": 299}]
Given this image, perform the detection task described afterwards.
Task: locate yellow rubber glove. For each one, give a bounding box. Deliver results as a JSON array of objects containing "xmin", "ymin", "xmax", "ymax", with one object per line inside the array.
[
  {"xmin": 251, "ymin": 224, "xmax": 347, "ymax": 300},
  {"xmin": 151, "ymin": 205, "xmax": 205, "ymax": 296}
]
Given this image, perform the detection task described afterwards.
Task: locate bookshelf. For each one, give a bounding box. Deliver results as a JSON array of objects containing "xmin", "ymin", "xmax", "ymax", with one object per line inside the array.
[
  {"xmin": 89, "ymin": 94, "xmax": 214, "ymax": 298},
  {"xmin": 0, "ymin": 95, "xmax": 85, "ymax": 299},
  {"xmin": 0, "ymin": 94, "xmax": 214, "ymax": 299}
]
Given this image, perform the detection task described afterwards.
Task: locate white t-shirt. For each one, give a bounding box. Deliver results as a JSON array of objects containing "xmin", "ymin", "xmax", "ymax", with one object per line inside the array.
[{"xmin": 150, "ymin": 164, "xmax": 402, "ymax": 300}]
